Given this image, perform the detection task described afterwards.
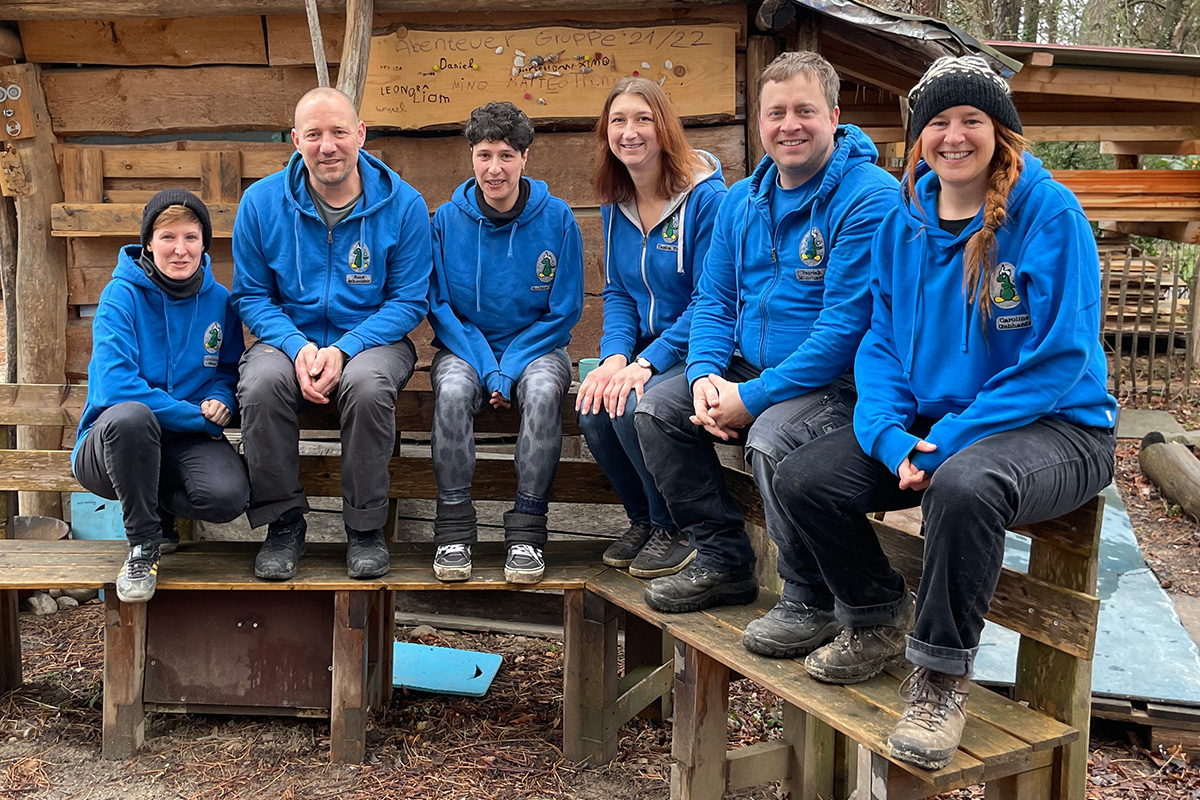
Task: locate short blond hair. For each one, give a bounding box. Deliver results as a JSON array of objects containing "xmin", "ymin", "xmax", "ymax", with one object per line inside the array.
[
  {"xmin": 152, "ymin": 204, "xmax": 201, "ymax": 230},
  {"xmin": 760, "ymin": 51, "xmax": 840, "ymax": 112}
]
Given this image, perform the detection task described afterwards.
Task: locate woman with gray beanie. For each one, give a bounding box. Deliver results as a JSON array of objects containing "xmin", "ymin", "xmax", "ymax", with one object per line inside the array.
[
  {"xmin": 769, "ymin": 56, "xmax": 1116, "ymax": 768},
  {"xmin": 72, "ymin": 189, "xmax": 249, "ymax": 603}
]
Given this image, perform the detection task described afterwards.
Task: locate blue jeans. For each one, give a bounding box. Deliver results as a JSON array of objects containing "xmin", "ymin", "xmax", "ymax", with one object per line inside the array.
[
  {"xmin": 772, "ymin": 418, "xmax": 1116, "ymax": 676},
  {"xmin": 577, "ymin": 363, "xmax": 684, "ymax": 531},
  {"xmin": 634, "ymin": 357, "xmax": 854, "ymax": 592}
]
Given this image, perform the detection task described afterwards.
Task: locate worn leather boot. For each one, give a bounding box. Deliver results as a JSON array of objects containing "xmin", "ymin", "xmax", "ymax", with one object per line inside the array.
[
  {"xmin": 742, "ymin": 597, "xmax": 839, "ymax": 658},
  {"xmin": 804, "ymin": 592, "xmax": 915, "ymax": 684},
  {"xmin": 888, "ymin": 667, "xmax": 972, "ymax": 770},
  {"xmin": 346, "ymin": 527, "xmax": 390, "ymax": 579},
  {"xmin": 254, "ymin": 515, "xmax": 307, "ymax": 581}
]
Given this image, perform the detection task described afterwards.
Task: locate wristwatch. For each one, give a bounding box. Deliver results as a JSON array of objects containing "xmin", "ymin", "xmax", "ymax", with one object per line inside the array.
[{"xmin": 635, "ymin": 356, "xmax": 656, "ymax": 374}]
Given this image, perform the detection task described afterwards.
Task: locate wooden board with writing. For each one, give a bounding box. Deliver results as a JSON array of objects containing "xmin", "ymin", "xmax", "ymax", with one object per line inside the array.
[{"xmin": 363, "ymin": 24, "xmax": 737, "ymax": 130}]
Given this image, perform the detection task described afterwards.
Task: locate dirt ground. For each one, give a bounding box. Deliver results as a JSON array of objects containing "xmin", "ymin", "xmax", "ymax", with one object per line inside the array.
[{"xmin": 3, "ymin": 395, "xmax": 1200, "ymax": 798}]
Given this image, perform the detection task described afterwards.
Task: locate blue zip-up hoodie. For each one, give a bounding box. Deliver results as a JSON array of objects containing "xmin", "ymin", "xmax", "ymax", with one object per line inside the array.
[
  {"xmin": 231, "ymin": 150, "xmax": 430, "ymax": 360},
  {"xmin": 428, "ymin": 178, "xmax": 584, "ymax": 399},
  {"xmin": 599, "ymin": 151, "xmax": 727, "ymax": 372},
  {"xmin": 854, "ymin": 152, "xmax": 1118, "ymax": 475},
  {"xmin": 686, "ymin": 125, "xmax": 898, "ymax": 417},
  {"xmin": 73, "ymin": 245, "xmax": 245, "ymax": 467}
]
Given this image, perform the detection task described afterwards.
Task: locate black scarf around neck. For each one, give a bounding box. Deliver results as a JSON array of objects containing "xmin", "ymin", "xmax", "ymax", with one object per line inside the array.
[{"xmin": 139, "ymin": 250, "xmax": 204, "ymax": 300}]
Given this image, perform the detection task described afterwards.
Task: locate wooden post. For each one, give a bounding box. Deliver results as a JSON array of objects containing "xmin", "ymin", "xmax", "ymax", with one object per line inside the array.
[
  {"xmin": 856, "ymin": 744, "xmax": 891, "ymax": 800},
  {"xmin": 780, "ymin": 701, "xmax": 835, "ymax": 800},
  {"xmin": 746, "ymin": 36, "xmax": 783, "ymax": 169},
  {"xmin": 304, "ymin": 0, "xmax": 331, "ymax": 88},
  {"xmin": 0, "ymin": 423, "xmax": 17, "ymax": 691},
  {"xmin": 792, "ymin": 8, "xmax": 821, "ymax": 53},
  {"xmin": 669, "ymin": 640, "xmax": 729, "ymax": 800},
  {"xmin": 1013, "ymin": 500, "xmax": 1103, "ymax": 800},
  {"xmin": 379, "ymin": 588, "xmax": 395, "ymax": 705},
  {"xmin": 331, "ymin": 590, "xmax": 369, "ymax": 764},
  {"xmin": 102, "ymin": 594, "xmax": 147, "ymax": 759},
  {"xmin": 1, "ymin": 64, "xmax": 65, "ymax": 521},
  {"xmin": 562, "ymin": 589, "xmax": 619, "ymax": 764},
  {"xmin": 0, "ymin": 196, "xmax": 16, "ymax": 383},
  {"xmin": 337, "ymin": 0, "xmax": 375, "ymax": 113}
]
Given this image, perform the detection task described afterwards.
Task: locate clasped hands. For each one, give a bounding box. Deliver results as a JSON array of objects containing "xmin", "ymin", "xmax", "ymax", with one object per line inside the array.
[{"xmin": 294, "ymin": 343, "xmax": 346, "ymax": 405}]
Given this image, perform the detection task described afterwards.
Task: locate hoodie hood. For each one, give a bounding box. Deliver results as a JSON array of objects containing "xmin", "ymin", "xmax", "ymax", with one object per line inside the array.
[
  {"xmin": 284, "ymin": 149, "xmax": 400, "ymax": 221},
  {"xmin": 613, "ymin": 149, "xmax": 725, "ymax": 234},
  {"xmin": 115, "ymin": 244, "xmax": 216, "ymax": 297},
  {"xmin": 748, "ymin": 125, "xmax": 880, "ymax": 208}
]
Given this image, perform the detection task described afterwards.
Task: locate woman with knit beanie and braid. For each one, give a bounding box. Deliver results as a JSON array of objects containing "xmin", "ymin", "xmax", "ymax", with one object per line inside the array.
[
  {"xmin": 767, "ymin": 56, "xmax": 1117, "ymax": 768},
  {"xmin": 72, "ymin": 190, "xmax": 248, "ymax": 604}
]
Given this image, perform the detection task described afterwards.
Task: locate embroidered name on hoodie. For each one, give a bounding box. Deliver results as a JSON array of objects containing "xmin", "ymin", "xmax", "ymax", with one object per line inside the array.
[
  {"xmin": 795, "ymin": 268, "xmax": 825, "ymax": 281},
  {"xmin": 997, "ymin": 314, "xmax": 1031, "ymax": 331},
  {"xmin": 347, "ymin": 242, "xmax": 372, "ymax": 284},
  {"xmin": 202, "ymin": 322, "xmax": 222, "ymax": 368}
]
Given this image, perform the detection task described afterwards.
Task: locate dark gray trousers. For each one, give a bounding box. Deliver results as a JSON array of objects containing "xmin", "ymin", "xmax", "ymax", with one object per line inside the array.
[
  {"xmin": 772, "ymin": 418, "xmax": 1116, "ymax": 676},
  {"xmin": 237, "ymin": 339, "xmax": 416, "ymax": 531},
  {"xmin": 72, "ymin": 401, "xmax": 249, "ymax": 546}
]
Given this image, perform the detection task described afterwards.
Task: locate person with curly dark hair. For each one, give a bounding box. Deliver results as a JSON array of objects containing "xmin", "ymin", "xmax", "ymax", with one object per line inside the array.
[{"xmin": 426, "ymin": 102, "xmax": 583, "ymax": 585}]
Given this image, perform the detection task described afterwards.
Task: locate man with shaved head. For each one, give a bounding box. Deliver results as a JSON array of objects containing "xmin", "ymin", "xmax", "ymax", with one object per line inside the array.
[{"xmin": 232, "ymin": 87, "xmax": 431, "ymax": 580}]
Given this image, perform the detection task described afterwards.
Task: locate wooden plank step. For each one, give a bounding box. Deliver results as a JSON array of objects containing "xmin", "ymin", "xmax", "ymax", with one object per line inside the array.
[{"xmin": 0, "ymin": 540, "xmax": 608, "ymax": 591}]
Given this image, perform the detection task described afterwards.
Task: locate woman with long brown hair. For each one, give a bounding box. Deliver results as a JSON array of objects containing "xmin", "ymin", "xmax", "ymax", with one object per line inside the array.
[
  {"xmin": 576, "ymin": 77, "xmax": 726, "ymax": 578},
  {"xmin": 768, "ymin": 56, "xmax": 1117, "ymax": 769}
]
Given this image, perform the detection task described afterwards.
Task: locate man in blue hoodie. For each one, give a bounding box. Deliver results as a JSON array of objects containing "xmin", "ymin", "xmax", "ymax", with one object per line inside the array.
[
  {"xmin": 634, "ymin": 53, "xmax": 897, "ymax": 636},
  {"xmin": 232, "ymin": 88, "xmax": 431, "ymax": 581}
]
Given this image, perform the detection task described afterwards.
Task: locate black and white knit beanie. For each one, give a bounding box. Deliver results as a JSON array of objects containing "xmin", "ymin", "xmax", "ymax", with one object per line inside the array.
[
  {"xmin": 907, "ymin": 55, "xmax": 1022, "ymax": 140},
  {"xmin": 140, "ymin": 189, "xmax": 213, "ymax": 253}
]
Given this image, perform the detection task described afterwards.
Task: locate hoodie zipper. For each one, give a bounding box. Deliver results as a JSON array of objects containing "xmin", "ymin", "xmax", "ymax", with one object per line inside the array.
[
  {"xmin": 639, "ymin": 232, "xmax": 656, "ymax": 336},
  {"xmin": 758, "ymin": 209, "xmax": 781, "ymax": 367},
  {"xmin": 322, "ymin": 226, "xmax": 334, "ymax": 345}
]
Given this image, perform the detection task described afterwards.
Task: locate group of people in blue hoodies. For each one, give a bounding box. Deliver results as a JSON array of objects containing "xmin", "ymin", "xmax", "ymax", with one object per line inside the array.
[{"xmin": 72, "ymin": 51, "xmax": 1117, "ymax": 770}]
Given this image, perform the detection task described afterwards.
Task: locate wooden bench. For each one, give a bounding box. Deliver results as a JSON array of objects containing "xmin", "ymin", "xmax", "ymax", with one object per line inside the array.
[
  {"xmin": 0, "ymin": 382, "xmax": 644, "ymax": 764},
  {"xmin": 570, "ymin": 466, "xmax": 1105, "ymax": 800}
]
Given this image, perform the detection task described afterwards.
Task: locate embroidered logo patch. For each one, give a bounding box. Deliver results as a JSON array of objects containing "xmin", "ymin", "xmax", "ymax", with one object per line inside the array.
[
  {"xmin": 662, "ymin": 213, "xmax": 679, "ymax": 244},
  {"xmin": 799, "ymin": 228, "xmax": 825, "ymax": 267},
  {"xmin": 203, "ymin": 322, "xmax": 222, "ymax": 367},
  {"xmin": 991, "ymin": 262, "xmax": 1020, "ymax": 309},
  {"xmin": 348, "ymin": 242, "xmax": 370, "ymax": 274},
  {"xmin": 536, "ymin": 250, "xmax": 557, "ymax": 284}
]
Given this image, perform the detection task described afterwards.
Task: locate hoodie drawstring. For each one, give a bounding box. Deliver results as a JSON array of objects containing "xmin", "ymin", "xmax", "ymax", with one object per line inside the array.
[
  {"xmin": 507, "ymin": 220, "xmax": 519, "ymax": 259},
  {"xmin": 294, "ymin": 213, "xmax": 305, "ymax": 294},
  {"xmin": 603, "ymin": 210, "xmax": 614, "ymax": 285},
  {"xmin": 475, "ymin": 218, "xmax": 484, "ymax": 313},
  {"xmin": 675, "ymin": 195, "xmax": 689, "ymax": 277}
]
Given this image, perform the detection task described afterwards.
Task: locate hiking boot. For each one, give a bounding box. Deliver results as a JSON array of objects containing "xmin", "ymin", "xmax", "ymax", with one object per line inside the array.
[
  {"xmin": 742, "ymin": 598, "xmax": 839, "ymax": 658},
  {"xmin": 433, "ymin": 544, "xmax": 472, "ymax": 582},
  {"xmin": 116, "ymin": 542, "xmax": 160, "ymax": 603},
  {"xmin": 804, "ymin": 593, "xmax": 915, "ymax": 684},
  {"xmin": 643, "ymin": 563, "xmax": 758, "ymax": 614},
  {"xmin": 505, "ymin": 543, "xmax": 545, "ymax": 584},
  {"xmin": 888, "ymin": 668, "xmax": 972, "ymax": 770},
  {"xmin": 602, "ymin": 522, "xmax": 653, "ymax": 568},
  {"xmin": 629, "ymin": 528, "xmax": 697, "ymax": 578},
  {"xmin": 346, "ymin": 528, "xmax": 390, "ymax": 579},
  {"xmin": 254, "ymin": 515, "xmax": 307, "ymax": 581}
]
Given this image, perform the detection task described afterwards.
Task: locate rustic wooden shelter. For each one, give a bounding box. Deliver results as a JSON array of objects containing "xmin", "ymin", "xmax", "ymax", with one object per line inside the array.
[{"xmin": 1, "ymin": 0, "xmax": 1200, "ymax": 502}]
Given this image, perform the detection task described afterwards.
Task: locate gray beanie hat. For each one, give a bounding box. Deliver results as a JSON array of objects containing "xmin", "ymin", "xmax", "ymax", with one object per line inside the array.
[{"xmin": 140, "ymin": 189, "xmax": 213, "ymax": 253}]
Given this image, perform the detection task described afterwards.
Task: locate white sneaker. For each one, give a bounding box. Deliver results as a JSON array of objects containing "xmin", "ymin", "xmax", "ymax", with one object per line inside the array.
[
  {"xmin": 433, "ymin": 544, "xmax": 472, "ymax": 582},
  {"xmin": 504, "ymin": 543, "xmax": 544, "ymax": 584}
]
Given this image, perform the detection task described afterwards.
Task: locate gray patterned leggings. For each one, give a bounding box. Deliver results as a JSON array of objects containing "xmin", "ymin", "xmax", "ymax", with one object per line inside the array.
[{"xmin": 430, "ymin": 348, "xmax": 572, "ymax": 505}]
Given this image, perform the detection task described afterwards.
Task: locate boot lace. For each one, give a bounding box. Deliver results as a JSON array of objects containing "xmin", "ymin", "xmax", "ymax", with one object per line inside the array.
[
  {"xmin": 898, "ymin": 668, "xmax": 964, "ymax": 732},
  {"xmin": 616, "ymin": 522, "xmax": 652, "ymax": 547},
  {"xmin": 124, "ymin": 545, "xmax": 158, "ymax": 579}
]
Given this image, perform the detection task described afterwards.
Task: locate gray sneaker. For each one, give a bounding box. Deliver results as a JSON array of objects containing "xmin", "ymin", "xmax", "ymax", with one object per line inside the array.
[
  {"xmin": 346, "ymin": 528, "xmax": 390, "ymax": 579},
  {"xmin": 505, "ymin": 543, "xmax": 545, "ymax": 584},
  {"xmin": 804, "ymin": 593, "xmax": 915, "ymax": 684},
  {"xmin": 888, "ymin": 667, "xmax": 972, "ymax": 770},
  {"xmin": 116, "ymin": 543, "xmax": 160, "ymax": 603},
  {"xmin": 742, "ymin": 598, "xmax": 839, "ymax": 658},
  {"xmin": 629, "ymin": 528, "xmax": 696, "ymax": 578},
  {"xmin": 602, "ymin": 522, "xmax": 653, "ymax": 568},
  {"xmin": 433, "ymin": 544, "xmax": 472, "ymax": 582}
]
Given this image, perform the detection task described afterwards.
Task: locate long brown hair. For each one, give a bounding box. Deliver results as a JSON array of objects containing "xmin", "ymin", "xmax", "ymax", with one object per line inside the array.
[
  {"xmin": 905, "ymin": 121, "xmax": 1029, "ymax": 323},
  {"xmin": 592, "ymin": 77, "xmax": 703, "ymax": 205}
]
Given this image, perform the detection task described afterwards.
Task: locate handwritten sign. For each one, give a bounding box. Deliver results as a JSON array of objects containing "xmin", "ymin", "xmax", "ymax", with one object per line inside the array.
[{"xmin": 363, "ymin": 24, "xmax": 737, "ymax": 130}]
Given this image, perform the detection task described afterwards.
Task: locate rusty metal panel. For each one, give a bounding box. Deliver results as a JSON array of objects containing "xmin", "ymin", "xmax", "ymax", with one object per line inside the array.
[{"xmin": 144, "ymin": 590, "xmax": 334, "ymax": 711}]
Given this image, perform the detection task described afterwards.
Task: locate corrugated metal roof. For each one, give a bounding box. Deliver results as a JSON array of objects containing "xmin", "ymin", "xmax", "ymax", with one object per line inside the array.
[{"xmin": 756, "ymin": 0, "xmax": 1022, "ymax": 74}]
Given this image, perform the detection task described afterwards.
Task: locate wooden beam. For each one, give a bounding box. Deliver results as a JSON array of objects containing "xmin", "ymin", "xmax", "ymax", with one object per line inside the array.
[
  {"xmin": 1009, "ymin": 66, "xmax": 1200, "ymax": 105},
  {"xmin": 726, "ymin": 740, "xmax": 792, "ymax": 790},
  {"xmin": 1, "ymin": 0, "xmax": 746, "ymax": 20},
  {"xmin": 0, "ymin": 27, "xmax": 23, "ymax": 61},
  {"xmin": 670, "ymin": 640, "xmax": 730, "ymax": 800},
  {"xmin": 1102, "ymin": 139, "xmax": 1200, "ymax": 155},
  {"xmin": 304, "ymin": 0, "xmax": 331, "ymax": 88},
  {"xmin": 102, "ymin": 595, "xmax": 147, "ymax": 758},
  {"xmin": 1100, "ymin": 220, "xmax": 1200, "ymax": 244},
  {"xmin": 336, "ymin": 0, "xmax": 373, "ymax": 112},
  {"xmin": 561, "ymin": 589, "xmax": 619, "ymax": 764},
  {"xmin": 17, "ymin": 17, "xmax": 266, "ymax": 66},
  {"xmin": 330, "ymin": 590, "xmax": 369, "ymax": 764},
  {"xmin": 746, "ymin": 35, "xmax": 782, "ymax": 168},
  {"xmin": 3, "ymin": 64, "xmax": 66, "ymax": 522},
  {"xmin": 1021, "ymin": 51, "xmax": 1054, "ymax": 67},
  {"xmin": 1032, "ymin": 125, "xmax": 1200, "ymax": 143}
]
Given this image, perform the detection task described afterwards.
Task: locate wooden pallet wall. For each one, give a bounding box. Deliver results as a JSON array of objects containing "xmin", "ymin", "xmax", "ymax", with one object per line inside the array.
[{"xmin": 16, "ymin": 8, "xmax": 751, "ymax": 380}]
